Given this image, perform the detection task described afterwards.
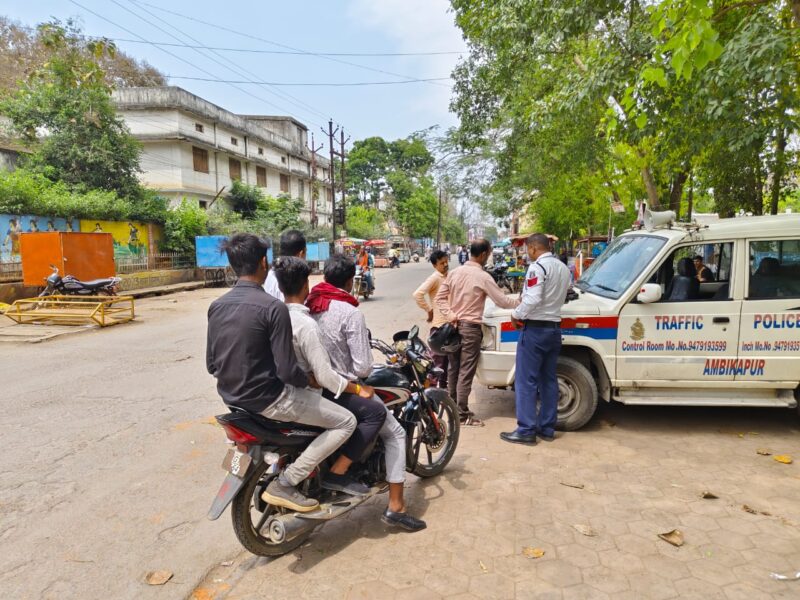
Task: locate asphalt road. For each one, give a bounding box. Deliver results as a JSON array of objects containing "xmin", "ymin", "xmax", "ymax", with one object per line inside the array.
[
  {"xmin": 0, "ymin": 261, "xmax": 435, "ymax": 600},
  {"xmin": 2, "ymin": 260, "xmax": 799, "ymax": 600}
]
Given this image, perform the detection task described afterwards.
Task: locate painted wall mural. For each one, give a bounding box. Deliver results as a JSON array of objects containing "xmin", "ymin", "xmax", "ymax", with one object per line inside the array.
[
  {"xmin": 78, "ymin": 220, "xmax": 149, "ymax": 258},
  {"xmin": 1, "ymin": 215, "xmax": 78, "ymax": 262}
]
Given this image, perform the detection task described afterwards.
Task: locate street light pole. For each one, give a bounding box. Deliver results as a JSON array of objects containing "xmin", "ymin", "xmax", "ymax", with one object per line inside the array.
[{"xmin": 436, "ymin": 187, "xmax": 443, "ymax": 248}]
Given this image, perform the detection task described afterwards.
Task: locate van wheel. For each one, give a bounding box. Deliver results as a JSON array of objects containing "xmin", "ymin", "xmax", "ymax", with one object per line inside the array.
[{"xmin": 556, "ymin": 356, "xmax": 598, "ymax": 431}]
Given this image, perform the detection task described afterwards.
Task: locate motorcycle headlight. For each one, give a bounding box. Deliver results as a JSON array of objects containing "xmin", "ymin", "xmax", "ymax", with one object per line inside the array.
[{"xmin": 481, "ymin": 325, "xmax": 497, "ymax": 350}]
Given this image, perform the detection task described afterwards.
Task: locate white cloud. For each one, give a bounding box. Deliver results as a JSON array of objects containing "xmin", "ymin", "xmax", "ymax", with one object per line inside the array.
[{"xmin": 347, "ymin": 0, "xmax": 467, "ymax": 127}]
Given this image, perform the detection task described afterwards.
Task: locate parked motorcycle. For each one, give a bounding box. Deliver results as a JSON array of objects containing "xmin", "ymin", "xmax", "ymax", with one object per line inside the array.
[
  {"xmin": 208, "ymin": 324, "xmax": 460, "ymax": 557},
  {"xmin": 39, "ymin": 265, "xmax": 121, "ymax": 297},
  {"xmin": 352, "ymin": 265, "xmax": 373, "ymax": 300},
  {"xmin": 487, "ymin": 263, "xmax": 514, "ymax": 293}
]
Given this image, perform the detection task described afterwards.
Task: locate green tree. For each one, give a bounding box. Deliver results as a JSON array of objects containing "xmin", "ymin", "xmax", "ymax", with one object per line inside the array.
[
  {"xmin": 346, "ymin": 205, "xmax": 386, "ymax": 239},
  {"xmin": 161, "ymin": 199, "xmax": 208, "ymax": 254},
  {"xmin": 1, "ymin": 21, "xmax": 144, "ymax": 199}
]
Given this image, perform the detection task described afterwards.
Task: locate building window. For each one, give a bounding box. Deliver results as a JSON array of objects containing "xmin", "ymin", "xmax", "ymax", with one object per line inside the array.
[
  {"xmin": 256, "ymin": 166, "xmax": 267, "ymax": 188},
  {"xmin": 230, "ymin": 136, "xmax": 238, "ymax": 146},
  {"xmin": 195, "ymin": 123, "xmax": 204, "ymax": 133},
  {"xmin": 229, "ymin": 158, "xmax": 242, "ymax": 181},
  {"xmin": 298, "ymin": 180, "xmax": 305, "ymax": 201},
  {"xmin": 192, "ymin": 146, "xmax": 209, "ymax": 173},
  {"xmin": 281, "ymin": 156, "xmax": 287, "ymax": 164},
  {"xmin": 198, "ymin": 200, "xmax": 208, "ymax": 209},
  {"xmin": 258, "ymin": 147, "xmax": 264, "ymax": 156},
  {"xmin": 280, "ymin": 174, "xmax": 289, "ymax": 193}
]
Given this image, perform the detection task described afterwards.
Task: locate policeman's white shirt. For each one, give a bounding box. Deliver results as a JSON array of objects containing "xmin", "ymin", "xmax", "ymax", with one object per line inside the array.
[
  {"xmin": 263, "ymin": 269, "xmax": 285, "ymax": 301},
  {"xmin": 512, "ymin": 252, "xmax": 571, "ymax": 322}
]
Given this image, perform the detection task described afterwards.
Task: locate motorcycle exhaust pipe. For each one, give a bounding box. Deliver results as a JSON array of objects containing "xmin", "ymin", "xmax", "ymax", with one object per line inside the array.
[{"xmin": 264, "ymin": 513, "xmax": 319, "ymax": 544}]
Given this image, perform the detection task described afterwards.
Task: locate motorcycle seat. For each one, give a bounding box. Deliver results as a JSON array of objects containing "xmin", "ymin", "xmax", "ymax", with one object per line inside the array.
[{"xmin": 72, "ymin": 278, "xmax": 117, "ymax": 289}]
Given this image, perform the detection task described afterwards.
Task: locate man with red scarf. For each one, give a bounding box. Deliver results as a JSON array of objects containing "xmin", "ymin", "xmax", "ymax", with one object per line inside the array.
[{"xmin": 307, "ymin": 255, "xmax": 426, "ymax": 531}]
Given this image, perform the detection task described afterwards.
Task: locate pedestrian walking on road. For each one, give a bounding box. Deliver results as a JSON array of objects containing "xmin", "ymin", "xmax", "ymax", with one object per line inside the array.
[
  {"xmin": 457, "ymin": 246, "xmax": 469, "ymax": 266},
  {"xmin": 435, "ymin": 239, "xmax": 520, "ymax": 426},
  {"xmin": 264, "ymin": 229, "xmax": 306, "ymax": 301},
  {"xmin": 501, "ymin": 233, "xmax": 571, "ymax": 446},
  {"xmin": 413, "ymin": 249, "xmax": 451, "ymax": 388}
]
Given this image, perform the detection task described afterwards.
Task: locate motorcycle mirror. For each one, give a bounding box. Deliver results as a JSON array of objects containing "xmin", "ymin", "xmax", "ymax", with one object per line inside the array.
[{"xmin": 409, "ymin": 324, "xmax": 419, "ymax": 340}]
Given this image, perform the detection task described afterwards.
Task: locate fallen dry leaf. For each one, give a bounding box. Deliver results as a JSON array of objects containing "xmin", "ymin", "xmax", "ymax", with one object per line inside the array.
[
  {"xmin": 559, "ymin": 482, "xmax": 585, "ymax": 490},
  {"xmin": 145, "ymin": 571, "xmax": 173, "ymax": 586},
  {"xmin": 522, "ymin": 547, "xmax": 545, "ymax": 559},
  {"xmin": 573, "ymin": 524, "xmax": 597, "ymax": 537},
  {"xmin": 700, "ymin": 491, "xmax": 718, "ymax": 499},
  {"xmin": 773, "ymin": 455, "xmax": 793, "ymax": 464},
  {"xmin": 658, "ymin": 529, "xmax": 684, "ymax": 547},
  {"xmin": 742, "ymin": 504, "xmax": 757, "ymax": 514},
  {"xmin": 756, "ymin": 449, "xmax": 772, "ymax": 456},
  {"xmin": 479, "ymin": 560, "xmax": 488, "ymax": 573}
]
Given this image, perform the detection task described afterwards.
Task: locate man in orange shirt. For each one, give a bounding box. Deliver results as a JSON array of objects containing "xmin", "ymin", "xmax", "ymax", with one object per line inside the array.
[
  {"xmin": 357, "ymin": 247, "xmax": 374, "ymax": 293},
  {"xmin": 435, "ymin": 239, "xmax": 521, "ymax": 426}
]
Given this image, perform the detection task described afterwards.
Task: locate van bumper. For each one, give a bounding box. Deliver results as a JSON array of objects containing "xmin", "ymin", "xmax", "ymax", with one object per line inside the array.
[{"xmin": 476, "ymin": 351, "xmax": 515, "ymax": 387}]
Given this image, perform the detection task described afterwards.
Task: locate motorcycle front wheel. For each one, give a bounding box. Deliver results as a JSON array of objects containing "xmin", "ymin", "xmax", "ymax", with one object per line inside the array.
[
  {"xmin": 230, "ymin": 461, "xmax": 313, "ymax": 557},
  {"xmin": 407, "ymin": 393, "xmax": 460, "ymax": 478}
]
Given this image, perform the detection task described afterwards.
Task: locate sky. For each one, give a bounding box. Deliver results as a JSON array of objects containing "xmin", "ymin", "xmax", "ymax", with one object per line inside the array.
[{"xmin": 3, "ymin": 0, "xmax": 468, "ymax": 144}]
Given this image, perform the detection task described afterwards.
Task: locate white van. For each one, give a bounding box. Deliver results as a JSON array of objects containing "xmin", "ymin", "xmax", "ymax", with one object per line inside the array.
[{"xmin": 477, "ymin": 214, "xmax": 800, "ymax": 430}]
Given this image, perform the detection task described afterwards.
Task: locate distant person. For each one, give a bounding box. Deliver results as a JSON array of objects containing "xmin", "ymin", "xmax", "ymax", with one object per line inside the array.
[
  {"xmin": 693, "ymin": 255, "xmax": 714, "ymax": 283},
  {"xmin": 264, "ymin": 229, "xmax": 306, "ymax": 301},
  {"xmin": 357, "ymin": 247, "xmax": 374, "ymax": 292},
  {"xmin": 435, "ymin": 239, "xmax": 521, "ymax": 426},
  {"xmin": 413, "ymin": 249, "xmax": 450, "ymax": 388},
  {"xmin": 457, "ymin": 246, "xmax": 469, "ymax": 266}
]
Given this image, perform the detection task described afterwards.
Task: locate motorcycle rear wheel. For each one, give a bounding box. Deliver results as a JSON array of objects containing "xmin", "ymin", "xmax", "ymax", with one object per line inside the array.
[
  {"xmin": 407, "ymin": 393, "xmax": 460, "ymax": 478},
  {"xmin": 230, "ymin": 461, "xmax": 313, "ymax": 556}
]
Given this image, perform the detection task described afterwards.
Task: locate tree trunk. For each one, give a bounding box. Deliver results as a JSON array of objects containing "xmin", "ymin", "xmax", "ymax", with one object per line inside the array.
[
  {"xmin": 668, "ymin": 170, "xmax": 689, "ymax": 220},
  {"xmin": 687, "ymin": 174, "xmax": 694, "ymax": 221},
  {"xmin": 641, "ymin": 165, "xmax": 660, "ymax": 209},
  {"xmin": 770, "ymin": 126, "xmax": 787, "ymax": 215}
]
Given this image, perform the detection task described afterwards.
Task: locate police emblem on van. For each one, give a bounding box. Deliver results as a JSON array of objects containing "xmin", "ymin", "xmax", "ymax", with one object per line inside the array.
[{"xmin": 630, "ymin": 318, "xmax": 645, "ymax": 341}]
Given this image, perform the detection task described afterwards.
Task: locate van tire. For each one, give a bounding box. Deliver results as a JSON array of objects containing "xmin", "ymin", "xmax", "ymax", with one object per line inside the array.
[{"xmin": 556, "ymin": 356, "xmax": 598, "ymax": 431}]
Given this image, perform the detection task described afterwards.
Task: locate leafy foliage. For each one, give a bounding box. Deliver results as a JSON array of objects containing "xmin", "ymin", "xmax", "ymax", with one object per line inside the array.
[
  {"xmin": 346, "ymin": 205, "xmax": 386, "ymax": 239},
  {"xmin": 0, "ymin": 168, "xmax": 168, "ymax": 222},
  {"xmin": 0, "ymin": 21, "xmax": 145, "ymax": 200},
  {"xmin": 449, "ymin": 0, "xmax": 800, "ymax": 237},
  {"xmin": 161, "ymin": 199, "xmax": 208, "ymax": 254}
]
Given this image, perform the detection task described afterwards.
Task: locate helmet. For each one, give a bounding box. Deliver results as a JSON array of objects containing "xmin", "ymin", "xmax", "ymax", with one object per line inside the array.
[{"xmin": 427, "ymin": 323, "xmax": 461, "ymax": 356}]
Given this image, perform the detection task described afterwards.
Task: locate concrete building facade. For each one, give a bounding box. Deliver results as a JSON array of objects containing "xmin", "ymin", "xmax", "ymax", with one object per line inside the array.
[{"xmin": 112, "ymin": 87, "xmax": 334, "ymax": 225}]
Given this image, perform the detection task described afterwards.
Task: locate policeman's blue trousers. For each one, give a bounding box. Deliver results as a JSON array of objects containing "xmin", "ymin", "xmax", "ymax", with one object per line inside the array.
[{"xmin": 515, "ymin": 325, "xmax": 562, "ymax": 437}]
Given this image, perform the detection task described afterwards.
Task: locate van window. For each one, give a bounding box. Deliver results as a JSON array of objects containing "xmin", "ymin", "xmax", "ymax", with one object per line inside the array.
[
  {"xmin": 576, "ymin": 235, "xmax": 667, "ymax": 299},
  {"xmin": 649, "ymin": 242, "xmax": 733, "ymax": 302},
  {"xmin": 748, "ymin": 239, "xmax": 800, "ymax": 299}
]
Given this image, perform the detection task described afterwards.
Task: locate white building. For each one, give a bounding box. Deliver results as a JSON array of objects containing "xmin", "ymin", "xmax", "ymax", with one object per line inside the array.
[{"xmin": 112, "ymin": 87, "xmax": 334, "ymax": 225}]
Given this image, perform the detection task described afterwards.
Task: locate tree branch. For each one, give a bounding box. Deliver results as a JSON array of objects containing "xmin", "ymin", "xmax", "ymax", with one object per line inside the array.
[{"xmin": 713, "ymin": 0, "xmax": 776, "ymax": 21}]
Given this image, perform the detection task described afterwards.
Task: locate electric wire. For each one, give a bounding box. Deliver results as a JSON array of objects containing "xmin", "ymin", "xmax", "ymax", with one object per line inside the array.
[
  {"xmin": 110, "ymin": 38, "xmax": 464, "ymax": 57},
  {"xmin": 166, "ymin": 75, "xmax": 451, "ymax": 86},
  {"xmin": 124, "ymin": 0, "xmax": 330, "ymax": 124},
  {"xmin": 131, "ymin": 1, "xmax": 452, "ymax": 88}
]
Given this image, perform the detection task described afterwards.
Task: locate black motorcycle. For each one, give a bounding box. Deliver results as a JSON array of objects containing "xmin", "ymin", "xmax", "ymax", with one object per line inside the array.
[
  {"xmin": 488, "ymin": 263, "xmax": 514, "ymax": 293},
  {"xmin": 208, "ymin": 325, "xmax": 460, "ymax": 557},
  {"xmin": 39, "ymin": 265, "xmax": 121, "ymax": 297}
]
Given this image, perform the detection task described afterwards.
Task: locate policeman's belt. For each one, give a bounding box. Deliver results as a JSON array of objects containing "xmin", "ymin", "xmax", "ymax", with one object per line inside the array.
[{"xmin": 523, "ymin": 320, "xmax": 561, "ymax": 329}]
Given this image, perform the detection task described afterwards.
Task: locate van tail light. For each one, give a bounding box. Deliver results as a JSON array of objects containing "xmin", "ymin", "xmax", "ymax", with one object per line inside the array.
[{"xmin": 220, "ymin": 423, "xmax": 259, "ymax": 445}]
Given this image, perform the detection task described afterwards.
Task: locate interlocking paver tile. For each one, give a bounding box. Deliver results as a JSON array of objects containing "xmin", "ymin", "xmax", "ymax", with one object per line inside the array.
[
  {"xmin": 534, "ymin": 559, "xmax": 583, "ymax": 588},
  {"xmin": 707, "ymin": 528, "xmax": 756, "ymax": 551},
  {"xmin": 468, "ymin": 572, "xmax": 515, "ymax": 600},
  {"xmin": 560, "ymin": 583, "xmax": 610, "ymax": 599},
  {"xmin": 614, "ymin": 533, "xmax": 660, "ymax": 556},
  {"xmin": 394, "ymin": 585, "xmax": 444, "ymax": 600},
  {"xmin": 723, "ymin": 582, "xmax": 775, "ymax": 600},
  {"xmin": 687, "ymin": 559, "xmax": 740, "ymax": 586},
  {"xmin": 582, "ymin": 565, "xmax": 633, "ymax": 595},
  {"xmin": 626, "ymin": 571, "xmax": 679, "ymax": 599},
  {"xmin": 673, "ymin": 576, "xmax": 728, "ymax": 599},
  {"xmin": 346, "ymin": 580, "xmax": 396, "ymax": 600},
  {"xmin": 598, "ymin": 549, "xmax": 645, "ymax": 572},
  {"xmin": 423, "ymin": 567, "xmax": 471, "ymax": 597},
  {"xmin": 641, "ymin": 554, "xmax": 692, "ymax": 581},
  {"xmin": 555, "ymin": 543, "xmax": 599, "ymax": 569}
]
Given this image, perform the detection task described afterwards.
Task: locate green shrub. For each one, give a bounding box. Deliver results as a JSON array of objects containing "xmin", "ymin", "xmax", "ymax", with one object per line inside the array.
[{"xmin": 161, "ymin": 198, "xmax": 208, "ymax": 254}]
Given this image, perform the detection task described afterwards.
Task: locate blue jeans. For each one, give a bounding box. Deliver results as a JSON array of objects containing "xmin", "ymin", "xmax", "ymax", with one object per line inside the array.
[{"xmin": 514, "ymin": 325, "xmax": 562, "ymax": 437}]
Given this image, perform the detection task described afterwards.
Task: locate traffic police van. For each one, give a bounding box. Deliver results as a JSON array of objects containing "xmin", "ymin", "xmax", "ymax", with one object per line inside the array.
[{"xmin": 477, "ymin": 213, "xmax": 800, "ymax": 430}]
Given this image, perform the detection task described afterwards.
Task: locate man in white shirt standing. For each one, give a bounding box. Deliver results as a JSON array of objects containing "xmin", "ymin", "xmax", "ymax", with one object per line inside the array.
[
  {"xmin": 413, "ymin": 249, "xmax": 450, "ymax": 388},
  {"xmin": 264, "ymin": 229, "xmax": 306, "ymax": 300},
  {"xmin": 501, "ymin": 233, "xmax": 571, "ymax": 445}
]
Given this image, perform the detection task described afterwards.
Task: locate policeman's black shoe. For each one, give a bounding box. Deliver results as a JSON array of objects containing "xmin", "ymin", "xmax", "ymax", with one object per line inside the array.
[
  {"xmin": 381, "ymin": 509, "xmax": 427, "ymax": 532},
  {"xmin": 500, "ymin": 431, "xmax": 537, "ymax": 445},
  {"xmin": 539, "ymin": 433, "xmax": 556, "ymax": 443}
]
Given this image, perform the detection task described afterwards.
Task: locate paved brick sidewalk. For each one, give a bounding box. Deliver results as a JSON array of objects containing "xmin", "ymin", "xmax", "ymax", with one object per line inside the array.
[{"xmin": 197, "ymin": 391, "xmax": 800, "ymax": 600}]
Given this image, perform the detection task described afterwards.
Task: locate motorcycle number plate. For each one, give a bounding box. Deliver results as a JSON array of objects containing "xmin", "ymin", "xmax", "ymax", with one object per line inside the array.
[{"xmin": 222, "ymin": 448, "xmax": 252, "ymax": 479}]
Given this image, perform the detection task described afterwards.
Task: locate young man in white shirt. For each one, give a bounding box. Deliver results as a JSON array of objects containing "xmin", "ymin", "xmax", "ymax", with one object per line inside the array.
[{"xmin": 264, "ymin": 229, "xmax": 306, "ymax": 300}]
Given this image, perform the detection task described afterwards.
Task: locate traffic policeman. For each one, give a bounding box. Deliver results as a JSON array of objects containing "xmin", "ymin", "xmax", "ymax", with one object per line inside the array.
[{"xmin": 501, "ymin": 233, "xmax": 571, "ymax": 445}]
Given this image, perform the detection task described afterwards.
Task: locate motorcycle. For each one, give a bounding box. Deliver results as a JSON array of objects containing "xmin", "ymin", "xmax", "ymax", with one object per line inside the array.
[
  {"xmin": 487, "ymin": 263, "xmax": 514, "ymax": 293},
  {"xmin": 412, "ymin": 253, "xmax": 420, "ymax": 263},
  {"xmin": 352, "ymin": 265, "xmax": 373, "ymax": 300},
  {"xmin": 208, "ymin": 324, "xmax": 460, "ymax": 557},
  {"xmin": 39, "ymin": 265, "xmax": 121, "ymax": 297}
]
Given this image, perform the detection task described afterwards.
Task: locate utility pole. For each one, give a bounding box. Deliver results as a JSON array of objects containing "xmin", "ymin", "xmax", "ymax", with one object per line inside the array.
[
  {"xmin": 308, "ymin": 133, "xmax": 324, "ymax": 228},
  {"xmin": 323, "ymin": 120, "xmax": 339, "ymax": 241},
  {"xmin": 338, "ymin": 128, "xmax": 350, "ymax": 231},
  {"xmin": 436, "ymin": 187, "xmax": 443, "ymax": 247}
]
